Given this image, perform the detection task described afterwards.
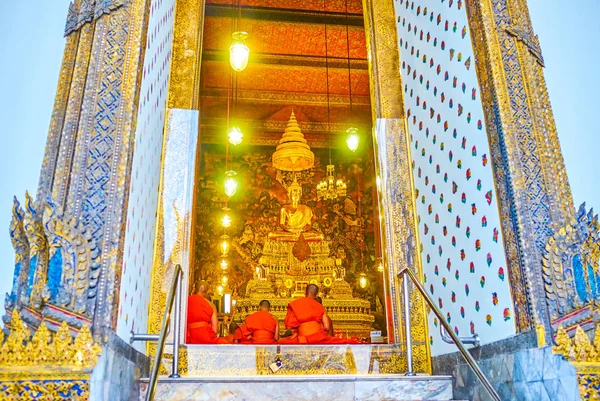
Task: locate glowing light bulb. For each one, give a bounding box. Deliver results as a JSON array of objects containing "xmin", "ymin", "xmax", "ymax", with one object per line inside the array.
[
  {"xmin": 359, "ymin": 273, "xmax": 368, "ymax": 289},
  {"xmin": 229, "ymin": 32, "xmax": 250, "ymax": 72},
  {"xmin": 220, "ymin": 240, "xmax": 230, "ymax": 255},
  {"xmin": 377, "ymin": 263, "xmax": 384, "ymax": 272},
  {"xmin": 221, "ymin": 214, "xmax": 232, "ymax": 228},
  {"xmin": 220, "ymin": 259, "xmax": 229, "ymax": 270},
  {"xmin": 224, "ymin": 170, "xmax": 238, "ymax": 197},
  {"xmin": 346, "ymin": 127, "xmax": 359, "ymax": 152},
  {"xmin": 228, "ymin": 127, "xmax": 243, "ymax": 145},
  {"xmin": 221, "ymin": 275, "xmax": 229, "ymax": 286},
  {"xmin": 217, "ymin": 285, "xmax": 224, "ymax": 295}
]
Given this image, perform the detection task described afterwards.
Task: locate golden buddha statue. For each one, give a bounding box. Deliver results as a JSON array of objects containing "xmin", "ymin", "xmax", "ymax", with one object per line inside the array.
[{"xmin": 269, "ymin": 178, "xmax": 323, "ymax": 242}]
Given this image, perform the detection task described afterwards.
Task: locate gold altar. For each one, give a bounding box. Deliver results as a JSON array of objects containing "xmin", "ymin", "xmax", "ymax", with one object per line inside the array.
[{"xmin": 228, "ymin": 112, "xmax": 374, "ymax": 338}]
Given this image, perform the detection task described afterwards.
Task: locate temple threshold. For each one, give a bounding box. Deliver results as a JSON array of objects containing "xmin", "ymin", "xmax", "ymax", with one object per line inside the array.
[
  {"xmin": 140, "ymin": 374, "xmax": 456, "ymax": 401},
  {"xmin": 145, "ymin": 345, "xmax": 460, "ymax": 400},
  {"xmin": 160, "ymin": 344, "xmax": 417, "ymax": 376}
]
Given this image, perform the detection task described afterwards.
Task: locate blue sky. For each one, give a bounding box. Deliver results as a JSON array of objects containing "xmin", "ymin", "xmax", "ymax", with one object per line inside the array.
[{"xmin": 0, "ymin": 1, "xmax": 598, "ymax": 306}]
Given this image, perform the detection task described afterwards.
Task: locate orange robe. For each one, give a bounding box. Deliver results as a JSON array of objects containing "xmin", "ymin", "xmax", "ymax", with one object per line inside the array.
[
  {"xmin": 283, "ymin": 297, "xmax": 346, "ymax": 344},
  {"xmin": 246, "ymin": 311, "xmax": 278, "ymax": 344},
  {"xmin": 234, "ymin": 324, "xmax": 253, "ymax": 344},
  {"xmin": 187, "ymin": 295, "xmax": 226, "ymax": 344}
]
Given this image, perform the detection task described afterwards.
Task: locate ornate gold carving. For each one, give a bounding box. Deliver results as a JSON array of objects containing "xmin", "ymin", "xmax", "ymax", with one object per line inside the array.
[
  {"xmin": 6, "ymin": 198, "xmax": 30, "ymax": 311},
  {"xmin": 553, "ymin": 324, "xmax": 600, "ymax": 399},
  {"xmin": 542, "ymin": 204, "xmax": 600, "ymax": 322},
  {"xmin": 0, "ymin": 378, "xmax": 91, "ymax": 400},
  {"xmin": 51, "ymin": 23, "xmax": 95, "ymax": 207},
  {"xmin": 536, "ymin": 324, "xmax": 547, "ymax": 348},
  {"xmin": 168, "ymin": 0, "xmax": 205, "ymax": 109},
  {"xmin": 362, "ymin": 0, "xmax": 403, "ymax": 119},
  {"xmin": 0, "ymin": 310, "xmax": 101, "ymax": 368},
  {"xmin": 36, "ymin": 30, "xmax": 79, "ymax": 206},
  {"xmin": 272, "ymin": 111, "xmax": 315, "ymax": 172},
  {"xmin": 42, "ymin": 199, "xmax": 99, "ymax": 315},
  {"xmin": 465, "ymin": 0, "xmax": 531, "ymax": 332},
  {"xmin": 22, "ymin": 192, "xmax": 48, "ymax": 310}
]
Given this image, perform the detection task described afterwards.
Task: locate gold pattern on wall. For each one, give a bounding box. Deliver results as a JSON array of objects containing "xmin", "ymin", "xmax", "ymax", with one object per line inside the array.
[
  {"xmin": 168, "ymin": 0, "xmax": 206, "ymax": 109},
  {"xmin": 553, "ymin": 325, "xmax": 600, "ymax": 400},
  {"xmin": 36, "ymin": 31, "xmax": 80, "ymax": 207},
  {"xmin": 0, "ymin": 310, "xmax": 101, "ymax": 368}
]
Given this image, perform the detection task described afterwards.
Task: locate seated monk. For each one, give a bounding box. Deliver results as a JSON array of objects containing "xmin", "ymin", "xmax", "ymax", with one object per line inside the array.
[
  {"xmin": 282, "ymin": 284, "xmax": 347, "ymax": 344},
  {"xmin": 223, "ymin": 322, "xmax": 239, "ymax": 343},
  {"xmin": 234, "ymin": 323, "xmax": 253, "ymax": 344},
  {"xmin": 186, "ymin": 280, "xmax": 228, "ymax": 344},
  {"xmin": 315, "ymin": 296, "xmax": 334, "ymax": 337},
  {"xmin": 245, "ymin": 300, "xmax": 279, "ymax": 344}
]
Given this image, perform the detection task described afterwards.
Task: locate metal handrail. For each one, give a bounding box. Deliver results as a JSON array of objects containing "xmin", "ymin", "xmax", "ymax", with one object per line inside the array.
[
  {"xmin": 399, "ymin": 266, "xmax": 501, "ymax": 401},
  {"xmin": 440, "ymin": 325, "xmax": 480, "ymax": 347},
  {"xmin": 145, "ymin": 264, "xmax": 183, "ymax": 401}
]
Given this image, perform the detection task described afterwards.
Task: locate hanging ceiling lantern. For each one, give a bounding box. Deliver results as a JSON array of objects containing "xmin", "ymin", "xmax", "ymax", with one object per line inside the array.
[
  {"xmin": 221, "ymin": 214, "xmax": 232, "ymax": 228},
  {"xmin": 358, "ymin": 273, "xmax": 368, "ymax": 289},
  {"xmin": 346, "ymin": 127, "xmax": 359, "ymax": 152},
  {"xmin": 317, "ymin": 165, "xmax": 346, "ymax": 201},
  {"xmin": 224, "ymin": 170, "xmax": 238, "ymax": 197},
  {"xmin": 229, "ymin": 32, "xmax": 250, "ymax": 72},
  {"xmin": 228, "ymin": 127, "xmax": 243, "ymax": 146},
  {"xmin": 221, "ymin": 275, "xmax": 229, "ymax": 286},
  {"xmin": 220, "ymin": 240, "xmax": 230, "ymax": 256},
  {"xmin": 220, "ymin": 258, "xmax": 229, "ymax": 270},
  {"xmin": 377, "ymin": 262, "xmax": 384, "ymax": 272}
]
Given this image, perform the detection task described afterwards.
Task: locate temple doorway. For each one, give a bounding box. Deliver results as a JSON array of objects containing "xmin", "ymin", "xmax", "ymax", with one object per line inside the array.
[{"xmin": 188, "ymin": 0, "xmax": 391, "ymax": 342}]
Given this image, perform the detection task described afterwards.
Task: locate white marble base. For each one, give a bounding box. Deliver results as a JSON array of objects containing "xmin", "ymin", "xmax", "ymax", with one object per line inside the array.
[{"xmin": 140, "ymin": 375, "xmax": 455, "ymax": 401}]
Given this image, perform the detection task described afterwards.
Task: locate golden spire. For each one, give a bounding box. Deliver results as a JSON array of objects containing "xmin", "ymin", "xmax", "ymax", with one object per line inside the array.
[{"xmin": 272, "ymin": 110, "xmax": 315, "ymax": 171}]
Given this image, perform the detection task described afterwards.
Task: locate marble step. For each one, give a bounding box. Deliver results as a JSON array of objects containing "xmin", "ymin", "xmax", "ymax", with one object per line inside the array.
[{"xmin": 140, "ymin": 374, "xmax": 456, "ymax": 401}]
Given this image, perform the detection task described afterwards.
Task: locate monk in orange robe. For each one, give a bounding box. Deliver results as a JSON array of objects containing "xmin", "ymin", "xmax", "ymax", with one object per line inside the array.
[
  {"xmin": 245, "ymin": 300, "xmax": 279, "ymax": 344},
  {"xmin": 282, "ymin": 284, "xmax": 346, "ymax": 344},
  {"xmin": 234, "ymin": 323, "xmax": 253, "ymax": 344},
  {"xmin": 186, "ymin": 280, "xmax": 227, "ymax": 344},
  {"xmin": 223, "ymin": 322, "xmax": 239, "ymax": 343}
]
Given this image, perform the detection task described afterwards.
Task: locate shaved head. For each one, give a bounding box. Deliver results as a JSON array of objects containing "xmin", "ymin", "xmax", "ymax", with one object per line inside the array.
[
  {"xmin": 259, "ymin": 300, "xmax": 271, "ymax": 309},
  {"xmin": 306, "ymin": 284, "xmax": 319, "ymax": 298},
  {"xmin": 197, "ymin": 280, "xmax": 209, "ymax": 296}
]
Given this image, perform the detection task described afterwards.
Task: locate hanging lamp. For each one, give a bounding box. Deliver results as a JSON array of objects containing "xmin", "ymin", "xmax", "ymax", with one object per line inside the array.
[
  {"xmin": 229, "ymin": 32, "xmax": 250, "ymax": 72},
  {"xmin": 317, "ymin": 23, "xmax": 346, "ymax": 201}
]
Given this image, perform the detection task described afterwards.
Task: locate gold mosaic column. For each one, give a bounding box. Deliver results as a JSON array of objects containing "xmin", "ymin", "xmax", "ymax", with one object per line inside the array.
[{"xmin": 363, "ymin": 0, "xmax": 431, "ymax": 373}]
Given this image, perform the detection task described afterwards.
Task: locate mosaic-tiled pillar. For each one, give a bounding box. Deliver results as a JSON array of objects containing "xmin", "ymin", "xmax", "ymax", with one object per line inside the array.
[
  {"xmin": 465, "ymin": 0, "xmax": 575, "ymax": 341},
  {"xmin": 25, "ymin": 0, "xmax": 155, "ymax": 335}
]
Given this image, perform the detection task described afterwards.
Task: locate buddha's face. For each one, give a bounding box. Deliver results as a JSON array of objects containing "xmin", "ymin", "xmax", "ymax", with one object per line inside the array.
[{"xmin": 290, "ymin": 187, "xmax": 302, "ymax": 204}]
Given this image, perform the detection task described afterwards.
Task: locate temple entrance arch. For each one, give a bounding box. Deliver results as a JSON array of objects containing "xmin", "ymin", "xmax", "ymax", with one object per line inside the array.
[{"xmin": 147, "ymin": 0, "xmax": 430, "ymax": 372}]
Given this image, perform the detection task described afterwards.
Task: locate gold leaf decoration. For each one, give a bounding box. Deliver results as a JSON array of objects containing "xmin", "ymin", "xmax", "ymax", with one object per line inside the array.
[{"xmin": 0, "ymin": 310, "xmax": 101, "ymax": 368}]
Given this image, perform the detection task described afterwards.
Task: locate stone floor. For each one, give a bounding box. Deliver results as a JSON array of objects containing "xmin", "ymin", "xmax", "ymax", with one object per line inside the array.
[{"xmin": 140, "ymin": 374, "xmax": 457, "ymax": 401}]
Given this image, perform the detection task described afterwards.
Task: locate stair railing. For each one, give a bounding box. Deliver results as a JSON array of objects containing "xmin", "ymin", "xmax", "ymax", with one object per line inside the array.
[
  {"xmin": 399, "ymin": 266, "xmax": 501, "ymax": 401},
  {"xmin": 130, "ymin": 264, "xmax": 183, "ymax": 401}
]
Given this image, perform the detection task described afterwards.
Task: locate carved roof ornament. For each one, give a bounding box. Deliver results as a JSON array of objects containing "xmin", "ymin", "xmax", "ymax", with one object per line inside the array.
[
  {"xmin": 504, "ymin": 19, "xmax": 545, "ymax": 67},
  {"xmin": 542, "ymin": 203, "xmax": 600, "ymax": 322},
  {"xmin": 272, "ymin": 110, "xmax": 315, "ymax": 172},
  {"xmin": 64, "ymin": 0, "xmax": 126, "ymax": 36}
]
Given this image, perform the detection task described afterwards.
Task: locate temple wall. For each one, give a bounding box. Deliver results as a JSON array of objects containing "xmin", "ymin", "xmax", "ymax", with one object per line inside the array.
[
  {"xmin": 116, "ymin": 0, "xmax": 176, "ymax": 352},
  {"xmin": 393, "ymin": 0, "xmax": 516, "ymax": 355}
]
